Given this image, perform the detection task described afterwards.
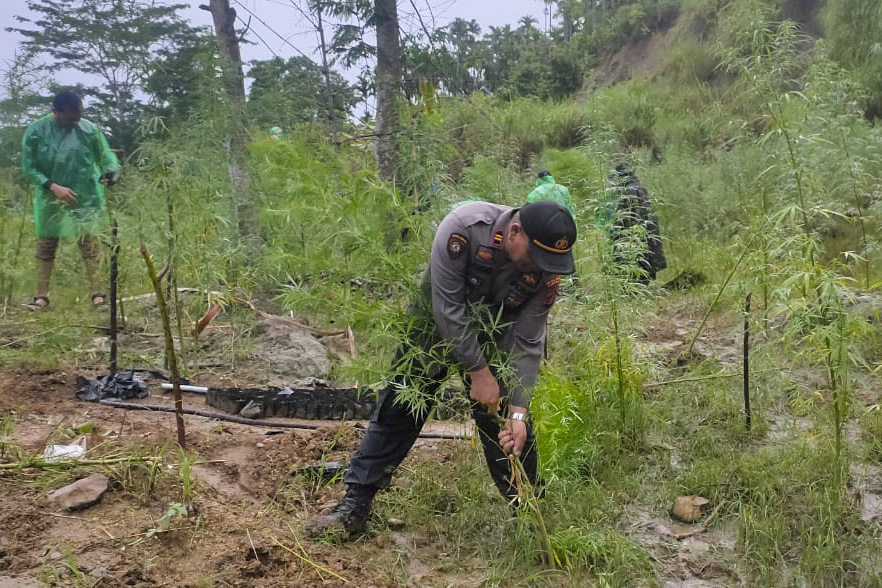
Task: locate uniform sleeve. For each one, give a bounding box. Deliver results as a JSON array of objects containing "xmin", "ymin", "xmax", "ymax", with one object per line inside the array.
[
  {"xmin": 92, "ymin": 128, "xmax": 120, "ymax": 175},
  {"xmin": 21, "ymin": 123, "xmax": 49, "ymax": 187},
  {"xmin": 504, "ymin": 285, "xmax": 553, "ymax": 408},
  {"xmin": 429, "ymin": 212, "xmax": 487, "ymax": 373}
]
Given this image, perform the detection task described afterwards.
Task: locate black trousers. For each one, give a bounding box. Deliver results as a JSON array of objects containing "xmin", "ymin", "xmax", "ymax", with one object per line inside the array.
[{"xmin": 344, "ymin": 344, "xmax": 539, "ymax": 500}]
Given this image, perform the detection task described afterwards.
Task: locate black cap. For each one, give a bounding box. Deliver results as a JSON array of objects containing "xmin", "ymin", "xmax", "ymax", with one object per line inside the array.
[{"xmin": 519, "ymin": 201, "xmax": 577, "ymax": 275}]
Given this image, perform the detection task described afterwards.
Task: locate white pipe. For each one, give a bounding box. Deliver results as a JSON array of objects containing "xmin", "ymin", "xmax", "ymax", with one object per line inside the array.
[{"xmin": 160, "ymin": 383, "xmax": 209, "ymax": 393}]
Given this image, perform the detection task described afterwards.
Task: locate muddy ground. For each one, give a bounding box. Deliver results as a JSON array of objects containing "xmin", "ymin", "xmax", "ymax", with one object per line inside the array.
[
  {"xmin": 0, "ymin": 366, "xmax": 752, "ymax": 588},
  {"xmin": 2, "ymin": 300, "xmax": 881, "ymax": 587},
  {"xmin": 0, "ymin": 367, "xmax": 481, "ymax": 587}
]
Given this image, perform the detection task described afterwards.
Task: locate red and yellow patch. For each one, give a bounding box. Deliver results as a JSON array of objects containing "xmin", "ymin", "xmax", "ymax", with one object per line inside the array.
[
  {"xmin": 447, "ymin": 233, "xmax": 468, "ymax": 259},
  {"xmin": 544, "ymin": 275, "xmax": 561, "ymax": 306},
  {"xmin": 492, "ymin": 231, "xmax": 504, "ymax": 248}
]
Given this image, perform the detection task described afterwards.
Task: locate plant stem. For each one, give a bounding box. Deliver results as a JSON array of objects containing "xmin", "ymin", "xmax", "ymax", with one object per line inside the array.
[
  {"xmin": 775, "ymin": 104, "xmax": 814, "ymax": 266},
  {"xmin": 0, "ymin": 456, "xmax": 159, "ymax": 470},
  {"xmin": 685, "ymin": 219, "xmax": 768, "ymax": 358},
  {"xmin": 743, "ymin": 293, "xmax": 751, "ymax": 430},
  {"xmin": 140, "ymin": 243, "xmax": 186, "ymax": 448},
  {"xmin": 275, "ymin": 528, "xmax": 349, "ymax": 583},
  {"xmin": 840, "ymin": 130, "xmax": 870, "ymax": 289},
  {"xmin": 610, "ymin": 297, "xmax": 627, "ymax": 428},
  {"xmin": 509, "ymin": 454, "xmax": 554, "ymax": 568}
]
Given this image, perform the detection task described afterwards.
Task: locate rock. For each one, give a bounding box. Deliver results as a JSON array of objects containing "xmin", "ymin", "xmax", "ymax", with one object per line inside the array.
[
  {"xmin": 671, "ymin": 496, "xmax": 710, "ymax": 524},
  {"xmin": 861, "ymin": 492, "xmax": 882, "ymax": 522},
  {"xmin": 255, "ymin": 318, "xmax": 331, "ymax": 381},
  {"xmin": 662, "ymin": 270, "xmax": 706, "ymax": 291},
  {"xmin": 387, "ymin": 518, "xmax": 405, "ymax": 530},
  {"xmin": 239, "ymin": 400, "xmax": 262, "ymax": 419},
  {"xmin": 846, "ymin": 292, "xmax": 882, "ymax": 323},
  {"xmin": 255, "ymin": 442, "xmax": 265, "ymax": 449},
  {"xmin": 47, "ymin": 474, "xmax": 109, "ymax": 511},
  {"xmin": 317, "ymin": 501, "xmax": 338, "ymax": 514}
]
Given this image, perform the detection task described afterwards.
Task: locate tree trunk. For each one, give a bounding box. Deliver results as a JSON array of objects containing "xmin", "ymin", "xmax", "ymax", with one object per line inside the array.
[
  {"xmin": 316, "ymin": 5, "xmax": 340, "ymax": 153},
  {"xmin": 374, "ymin": 0, "xmax": 400, "ymax": 183},
  {"xmin": 200, "ymin": 0, "xmax": 260, "ymax": 245}
]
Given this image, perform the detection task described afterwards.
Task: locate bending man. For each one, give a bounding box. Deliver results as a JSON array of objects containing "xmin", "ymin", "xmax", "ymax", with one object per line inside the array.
[{"xmin": 308, "ymin": 200, "xmax": 577, "ymax": 538}]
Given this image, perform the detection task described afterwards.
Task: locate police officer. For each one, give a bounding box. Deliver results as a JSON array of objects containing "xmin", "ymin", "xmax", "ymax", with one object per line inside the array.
[
  {"xmin": 607, "ymin": 164, "xmax": 666, "ymax": 283},
  {"xmin": 307, "ymin": 200, "xmax": 577, "ymax": 538}
]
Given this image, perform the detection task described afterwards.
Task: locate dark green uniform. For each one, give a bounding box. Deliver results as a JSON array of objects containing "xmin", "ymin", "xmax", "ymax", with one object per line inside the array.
[{"xmin": 608, "ymin": 170, "xmax": 666, "ymax": 281}]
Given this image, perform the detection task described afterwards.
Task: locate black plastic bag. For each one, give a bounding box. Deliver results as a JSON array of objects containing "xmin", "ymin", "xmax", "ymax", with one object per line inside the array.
[{"xmin": 76, "ymin": 371, "xmax": 147, "ymax": 402}]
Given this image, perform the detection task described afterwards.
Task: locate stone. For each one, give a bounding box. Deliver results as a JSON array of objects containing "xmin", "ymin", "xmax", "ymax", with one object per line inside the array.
[
  {"xmin": 47, "ymin": 474, "xmax": 109, "ymax": 511},
  {"xmin": 387, "ymin": 518, "xmax": 405, "ymax": 530},
  {"xmin": 671, "ymin": 496, "xmax": 710, "ymax": 524},
  {"xmin": 861, "ymin": 492, "xmax": 882, "ymax": 522},
  {"xmin": 255, "ymin": 318, "xmax": 331, "ymax": 381},
  {"xmin": 847, "ymin": 292, "xmax": 882, "ymax": 323}
]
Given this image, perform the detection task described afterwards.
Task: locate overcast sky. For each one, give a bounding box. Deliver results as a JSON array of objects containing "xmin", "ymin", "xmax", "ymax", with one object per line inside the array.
[{"xmin": 0, "ymin": 0, "xmax": 550, "ymax": 104}]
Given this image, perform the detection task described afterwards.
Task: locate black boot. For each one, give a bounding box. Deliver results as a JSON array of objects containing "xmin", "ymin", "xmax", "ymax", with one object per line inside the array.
[{"xmin": 306, "ymin": 484, "xmax": 376, "ymax": 539}]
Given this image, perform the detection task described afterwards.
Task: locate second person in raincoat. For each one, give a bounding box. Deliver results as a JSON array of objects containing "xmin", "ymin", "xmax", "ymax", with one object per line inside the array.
[{"xmin": 21, "ymin": 90, "xmax": 120, "ymax": 310}]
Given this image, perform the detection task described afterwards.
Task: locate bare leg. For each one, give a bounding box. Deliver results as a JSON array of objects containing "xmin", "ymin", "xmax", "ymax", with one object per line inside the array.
[
  {"xmin": 77, "ymin": 235, "xmax": 101, "ymax": 298},
  {"xmin": 35, "ymin": 237, "xmax": 59, "ymax": 299}
]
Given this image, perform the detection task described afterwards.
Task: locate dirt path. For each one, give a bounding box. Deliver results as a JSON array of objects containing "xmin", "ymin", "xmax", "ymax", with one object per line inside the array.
[{"xmin": 0, "ymin": 368, "xmax": 473, "ymax": 587}]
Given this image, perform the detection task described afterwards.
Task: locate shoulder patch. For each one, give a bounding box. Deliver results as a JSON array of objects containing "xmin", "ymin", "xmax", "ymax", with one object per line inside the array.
[
  {"xmin": 544, "ymin": 275, "xmax": 561, "ymax": 307},
  {"xmin": 447, "ymin": 233, "xmax": 468, "ymax": 259},
  {"xmin": 492, "ymin": 231, "xmax": 504, "ymax": 248}
]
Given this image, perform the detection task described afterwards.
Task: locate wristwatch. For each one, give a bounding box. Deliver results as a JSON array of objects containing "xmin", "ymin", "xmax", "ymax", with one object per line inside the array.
[{"xmin": 508, "ymin": 412, "xmax": 526, "ymax": 422}]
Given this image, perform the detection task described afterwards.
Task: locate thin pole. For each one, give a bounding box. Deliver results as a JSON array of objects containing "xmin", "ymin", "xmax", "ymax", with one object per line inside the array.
[
  {"xmin": 743, "ymin": 293, "xmax": 751, "ymax": 430},
  {"xmin": 109, "ymin": 217, "xmax": 119, "ymax": 376}
]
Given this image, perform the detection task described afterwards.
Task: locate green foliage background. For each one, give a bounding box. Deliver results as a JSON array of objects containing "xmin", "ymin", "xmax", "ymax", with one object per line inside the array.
[{"xmin": 3, "ymin": 0, "xmax": 882, "ymax": 584}]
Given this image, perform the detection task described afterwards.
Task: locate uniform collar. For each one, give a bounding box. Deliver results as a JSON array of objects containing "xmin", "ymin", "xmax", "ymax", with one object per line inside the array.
[{"xmin": 490, "ymin": 207, "xmax": 516, "ymax": 245}]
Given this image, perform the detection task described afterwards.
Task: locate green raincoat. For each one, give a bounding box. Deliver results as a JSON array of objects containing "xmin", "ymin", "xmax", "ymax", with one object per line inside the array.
[
  {"xmin": 22, "ymin": 115, "xmax": 120, "ymax": 238},
  {"xmin": 526, "ymin": 175, "xmax": 574, "ymax": 217}
]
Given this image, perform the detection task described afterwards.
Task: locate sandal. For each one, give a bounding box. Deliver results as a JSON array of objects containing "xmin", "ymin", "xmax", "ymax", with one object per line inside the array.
[
  {"xmin": 24, "ymin": 296, "xmax": 50, "ymax": 311},
  {"xmin": 91, "ymin": 293, "xmax": 107, "ymax": 306}
]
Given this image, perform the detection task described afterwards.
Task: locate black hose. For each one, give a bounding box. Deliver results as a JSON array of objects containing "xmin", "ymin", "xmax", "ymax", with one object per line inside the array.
[{"xmin": 97, "ymin": 399, "xmax": 470, "ymax": 440}]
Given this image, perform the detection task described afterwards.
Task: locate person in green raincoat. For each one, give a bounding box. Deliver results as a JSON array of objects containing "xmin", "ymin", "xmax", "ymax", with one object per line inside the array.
[
  {"xmin": 526, "ymin": 171, "xmax": 574, "ymax": 217},
  {"xmin": 21, "ymin": 90, "xmax": 120, "ymax": 310}
]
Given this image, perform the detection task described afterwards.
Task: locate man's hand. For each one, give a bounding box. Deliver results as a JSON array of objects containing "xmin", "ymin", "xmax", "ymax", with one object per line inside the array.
[
  {"xmin": 499, "ymin": 407, "xmax": 528, "ymax": 456},
  {"xmin": 49, "ymin": 183, "xmax": 77, "ymax": 205},
  {"xmin": 468, "ymin": 366, "xmax": 500, "ymax": 413}
]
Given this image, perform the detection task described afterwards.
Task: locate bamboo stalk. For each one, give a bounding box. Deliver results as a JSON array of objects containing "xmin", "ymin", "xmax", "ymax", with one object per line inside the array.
[
  {"xmin": 0, "ymin": 456, "xmax": 159, "ymax": 470},
  {"xmin": 743, "ymin": 293, "xmax": 751, "ymax": 430},
  {"xmin": 140, "ymin": 243, "xmax": 186, "ymax": 448},
  {"xmin": 684, "ymin": 218, "xmax": 769, "ymax": 359}
]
